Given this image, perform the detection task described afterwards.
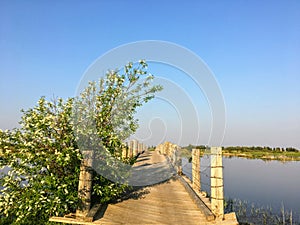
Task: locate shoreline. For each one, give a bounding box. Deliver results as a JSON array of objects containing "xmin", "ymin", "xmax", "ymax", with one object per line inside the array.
[
  {"xmin": 179, "ymin": 147, "xmax": 300, "ymax": 162},
  {"xmin": 222, "ymin": 152, "xmax": 300, "ymax": 161}
]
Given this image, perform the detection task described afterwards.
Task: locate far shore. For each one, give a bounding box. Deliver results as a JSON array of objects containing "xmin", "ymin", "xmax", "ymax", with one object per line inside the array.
[
  {"xmin": 222, "ymin": 152, "xmax": 300, "ymax": 161},
  {"xmin": 180, "ymin": 145, "xmax": 300, "ymax": 162}
]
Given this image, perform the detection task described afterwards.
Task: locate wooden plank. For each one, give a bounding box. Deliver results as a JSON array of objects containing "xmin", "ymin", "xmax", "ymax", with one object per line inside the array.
[
  {"xmin": 178, "ymin": 175, "xmax": 215, "ymax": 221},
  {"xmin": 50, "ymin": 149, "xmax": 238, "ymax": 225}
]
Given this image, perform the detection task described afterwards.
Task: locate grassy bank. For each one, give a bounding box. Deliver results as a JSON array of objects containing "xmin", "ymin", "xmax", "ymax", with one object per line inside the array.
[
  {"xmin": 223, "ymin": 146, "xmax": 300, "ymax": 161},
  {"xmin": 180, "ymin": 145, "xmax": 300, "ymax": 161}
]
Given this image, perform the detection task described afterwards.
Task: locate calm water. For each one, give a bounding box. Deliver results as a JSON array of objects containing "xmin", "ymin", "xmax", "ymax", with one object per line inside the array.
[{"xmin": 182, "ymin": 156, "xmax": 300, "ymax": 216}]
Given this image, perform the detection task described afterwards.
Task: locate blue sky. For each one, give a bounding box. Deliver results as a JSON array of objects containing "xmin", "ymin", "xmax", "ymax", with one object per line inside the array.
[{"xmin": 1, "ymin": 1, "xmax": 299, "ymax": 148}]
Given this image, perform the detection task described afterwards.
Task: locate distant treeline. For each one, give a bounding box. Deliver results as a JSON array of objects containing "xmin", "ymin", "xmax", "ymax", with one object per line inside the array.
[
  {"xmin": 182, "ymin": 144, "xmax": 299, "ymax": 153},
  {"xmin": 182, "ymin": 144, "xmax": 207, "ymax": 152},
  {"xmin": 223, "ymin": 146, "xmax": 299, "ymax": 153}
]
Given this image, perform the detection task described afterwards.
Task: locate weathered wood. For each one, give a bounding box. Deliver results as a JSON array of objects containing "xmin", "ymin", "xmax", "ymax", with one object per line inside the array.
[
  {"xmin": 211, "ymin": 146, "xmax": 224, "ymax": 219},
  {"xmin": 143, "ymin": 143, "xmax": 147, "ymax": 152},
  {"xmin": 178, "ymin": 175, "xmax": 215, "ymax": 221},
  {"xmin": 173, "ymin": 147, "xmax": 182, "ymax": 175},
  {"xmin": 128, "ymin": 140, "xmax": 134, "ymax": 158},
  {"xmin": 96, "ymin": 150, "xmax": 210, "ymax": 224},
  {"xmin": 76, "ymin": 150, "xmax": 94, "ymax": 217},
  {"xmin": 132, "ymin": 139, "xmax": 138, "ymax": 156},
  {"xmin": 192, "ymin": 148, "xmax": 201, "ymax": 192},
  {"xmin": 85, "ymin": 203, "xmax": 103, "ymax": 222},
  {"xmin": 50, "ymin": 143, "xmax": 238, "ymax": 225},
  {"xmin": 138, "ymin": 142, "xmax": 143, "ymax": 153},
  {"xmin": 121, "ymin": 147, "xmax": 127, "ymax": 159}
]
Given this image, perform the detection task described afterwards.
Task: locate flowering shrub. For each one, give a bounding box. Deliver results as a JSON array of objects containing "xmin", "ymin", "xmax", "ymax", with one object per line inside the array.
[{"xmin": 0, "ymin": 61, "xmax": 162, "ymax": 224}]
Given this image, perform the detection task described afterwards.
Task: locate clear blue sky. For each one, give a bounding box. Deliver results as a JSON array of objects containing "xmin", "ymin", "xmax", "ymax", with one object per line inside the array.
[{"xmin": 1, "ymin": 0, "xmax": 299, "ymax": 148}]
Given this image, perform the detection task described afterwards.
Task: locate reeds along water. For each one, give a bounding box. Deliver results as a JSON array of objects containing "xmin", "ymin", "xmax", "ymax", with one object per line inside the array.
[
  {"xmin": 224, "ymin": 199, "xmax": 297, "ymax": 225},
  {"xmin": 181, "ymin": 156, "xmax": 300, "ymax": 224}
]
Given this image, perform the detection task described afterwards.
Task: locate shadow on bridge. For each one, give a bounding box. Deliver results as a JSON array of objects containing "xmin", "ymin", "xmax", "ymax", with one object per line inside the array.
[{"xmin": 50, "ymin": 146, "xmax": 239, "ymax": 225}]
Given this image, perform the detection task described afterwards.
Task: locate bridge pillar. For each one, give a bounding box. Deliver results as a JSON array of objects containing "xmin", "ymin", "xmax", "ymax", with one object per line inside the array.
[
  {"xmin": 192, "ymin": 149, "xmax": 201, "ymax": 192},
  {"xmin": 138, "ymin": 142, "xmax": 143, "ymax": 153},
  {"xmin": 210, "ymin": 147, "xmax": 224, "ymax": 219},
  {"xmin": 76, "ymin": 150, "xmax": 94, "ymax": 217},
  {"xmin": 173, "ymin": 146, "xmax": 182, "ymax": 175},
  {"xmin": 133, "ymin": 140, "xmax": 138, "ymax": 156},
  {"xmin": 122, "ymin": 147, "xmax": 128, "ymax": 159},
  {"xmin": 129, "ymin": 140, "xmax": 134, "ymax": 158}
]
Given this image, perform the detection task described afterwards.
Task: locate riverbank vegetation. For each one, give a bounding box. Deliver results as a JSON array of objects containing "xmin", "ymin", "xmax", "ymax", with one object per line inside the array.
[
  {"xmin": 223, "ymin": 146, "xmax": 300, "ymax": 161},
  {"xmin": 180, "ymin": 145, "xmax": 300, "ymax": 161},
  {"xmin": 225, "ymin": 198, "xmax": 299, "ymax": 225},
  {"xmin": 0, "ymin": 61, "xmax": 162, "ymax": 224}
]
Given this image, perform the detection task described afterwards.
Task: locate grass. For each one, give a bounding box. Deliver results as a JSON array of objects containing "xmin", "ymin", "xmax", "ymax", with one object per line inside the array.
[
  {"xmin": 225, "ymin": 198, "xmax": 299, "ymax": 225},
  {"xmin": 181, "ymin": 145, "xmax": 300, "ymax": 161},
  {"xmin": 223, "ymin": 147, "xmax": 300, "ymax": 161}
]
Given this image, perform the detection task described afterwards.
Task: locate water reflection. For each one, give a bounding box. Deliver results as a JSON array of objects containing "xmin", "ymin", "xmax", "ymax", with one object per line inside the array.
[{"xmin": 182, "ymin": 156, "xmax": 300, "ymax": 215}]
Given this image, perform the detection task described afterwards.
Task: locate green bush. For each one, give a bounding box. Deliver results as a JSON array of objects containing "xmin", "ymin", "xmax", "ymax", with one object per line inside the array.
[{"xmin": 0, "ymin": 60, "xmax": 162, "ymax": 224}]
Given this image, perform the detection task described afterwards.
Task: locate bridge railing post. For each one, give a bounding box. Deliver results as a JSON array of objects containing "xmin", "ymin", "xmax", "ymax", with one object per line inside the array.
[
  {"xmin": 122, "ymin": 147, "xmax": 127, "ymax": 159},
  {"xmin": 76, "ymin": 150, "xmax": 94, "ymax": 217},
  {"xmin": 129, "ymin": 140, "xmax": 134, "ymax": 158},
  {"xmin": 192, "ymin": 149, "xmax": 201, "ymax": 192},
  {"xmin": 138, "ymin": 143, "xmax": 142, "ymax": 153},
  {"xmin": 210, "ymin": 147, "xmax": 224, "ymax": 219},
  {"xmin": 133, "ymin": 140, "xmax": 138, "ymax": 156},
  {"xmin": 172, "ymin": 146, "xmax": 182, "ymax": 175}
]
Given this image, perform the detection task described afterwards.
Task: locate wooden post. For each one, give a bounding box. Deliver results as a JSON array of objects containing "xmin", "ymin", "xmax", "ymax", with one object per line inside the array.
[
  {"xmin": 76, "ymin": 150, "xmax": 94, "ymax": 217},
  {"xmin": 192, "ymin": 149, "xmax": 201, "ymax": 192},
  {"xmin": 174, "ymin": 147, "xmax": 182, "ymax": 175},
  {"xmin": 157, "ymin": 144, "xmax": 162, "ymax": 154},
  {"xmin": 129, "ymin": 140, "xmax": 134, "ymax": 158},
  {"xmin": 210, "ymin": 147, "xmax": 224, "ymax": 219},
  {"xmin": 122, "ymin": 147, "xmax": 127, "ymax": 159},
  {"xmin": 166, "ymin": 142, "xmax": 171, "ymax": 155},
  {"xmin": 138, "ymin": 143, "xmax": 143, "ymax": 153},
  {"xmin": 133, "ymin": 140, "xmax": 138, "ymax": 156}
]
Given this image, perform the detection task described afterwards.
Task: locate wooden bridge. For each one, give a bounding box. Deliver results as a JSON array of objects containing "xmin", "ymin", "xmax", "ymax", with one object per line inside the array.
[{"xmin": 50, "ymin": 142, "xmax": 238, "ymax": 225}]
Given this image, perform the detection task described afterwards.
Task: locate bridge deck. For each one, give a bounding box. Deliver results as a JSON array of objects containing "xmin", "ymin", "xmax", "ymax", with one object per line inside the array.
[
  {"xmin": 98, "ymin": 180, "xmax": 208, "ymax": 224},
  {"xmin": 96, "ymin": 150, "xmax": 210, "ymax": 224},
  {"xmin": 50, "ymin": 150, "xmax": 238, "ymax": 224}
]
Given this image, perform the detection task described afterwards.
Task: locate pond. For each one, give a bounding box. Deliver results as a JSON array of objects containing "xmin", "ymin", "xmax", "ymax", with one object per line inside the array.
[{"xmin": 182, "ymin": 156, "xmax": 300, "ymax": 221}]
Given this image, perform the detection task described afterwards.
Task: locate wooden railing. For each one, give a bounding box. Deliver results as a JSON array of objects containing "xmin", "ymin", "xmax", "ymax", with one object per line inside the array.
[
  {"xmin": 156, "ymin": 142, "xmax": 225, "ymax": 220},
  {"xmin": 65, "ymin": 140, "xmax": 147, "ymax": 222},
  {"xmin": 50, "ymin": 141, "xmax": 237, "ymax": 224}
]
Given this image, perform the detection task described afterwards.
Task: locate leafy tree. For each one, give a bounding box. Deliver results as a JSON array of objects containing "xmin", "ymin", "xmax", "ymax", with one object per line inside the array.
[
  {"xmin": 0, "ymin": 98, "xmax": 79, "ymax": 224},
  {"xmin": 0, "ymin": 60, "xmax": 162, "ymax": 224}
]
